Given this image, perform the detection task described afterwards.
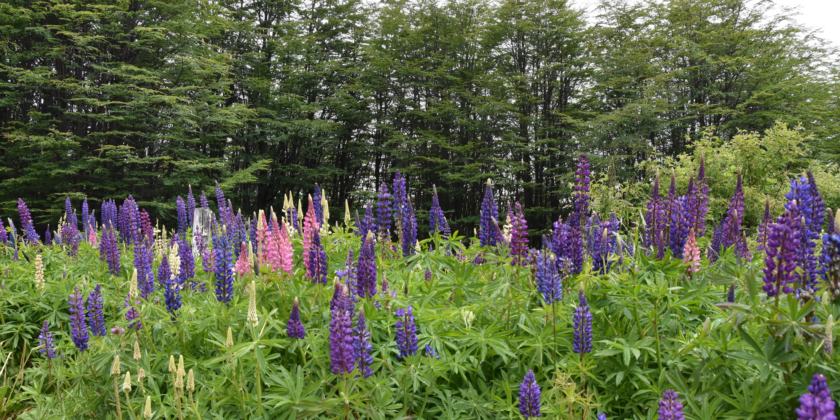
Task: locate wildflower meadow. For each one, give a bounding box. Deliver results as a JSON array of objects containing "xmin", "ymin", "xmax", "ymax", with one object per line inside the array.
[{"xmin": 0, "ymin": 155, "xmax": 838, "ymax": 420}]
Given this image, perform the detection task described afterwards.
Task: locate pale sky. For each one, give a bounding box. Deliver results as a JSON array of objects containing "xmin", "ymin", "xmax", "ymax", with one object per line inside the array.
[{"xmin": 575, "ymin": 0, "xmax": 840, "ymax": 48}]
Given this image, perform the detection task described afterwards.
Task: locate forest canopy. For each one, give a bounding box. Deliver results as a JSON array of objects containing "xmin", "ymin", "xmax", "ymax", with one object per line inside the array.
[{"xmin": 1, "ymin": 0, "xmax": 838, "ymax": 234}]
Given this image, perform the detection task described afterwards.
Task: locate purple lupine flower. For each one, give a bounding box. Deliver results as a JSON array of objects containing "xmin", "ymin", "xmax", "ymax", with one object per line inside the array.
[
  {"xmin": 708, "ymin": 222, "xmax": 724, "ymax": 263},
  {"xmin": 727, "ymin": 284, "xmax": 735, "ymax": 303},
  {"xmin": 337, "ymin": 248, "xmax": 357, "ymax": 291},
  {"xmin": 585, "ymin": 213, "xmax": 601, "ymax": 258},
  {"xmin": 550, "ymin": 216, "xmax": 564, "ymax": 257},
  {"xmin": 158, "ymin": 255, "xmax": 172, "ymax": 290},
  {"xmin": 81, "ymin": 198, "xmax": 89, "ymax": 234},
  {"xmin": 135, "ymin": 241, "xmax": 155, "ymax": 299},
  {"xmin": 360, "ymin": 201, "xmax": 376, "ymax": 237},
  {"xmin": 287, "ymin": 297, "xmax": 306, "ymax": 339},
  {"xmin": 101, "ymin": 226, "xmax": 121, "ymax": 275},
  {"xmin": 313, "ymin": 184, "xmax": 324, "ymax": 228},
  {"xmin": 38, "ymin": 320, "xmax": 56, "ymax": 359},
  {"xmin": 669, "ymin": 197, "xmax": 691, "ymax": 259},
  {"xmin": 353, "ymin": 307, "xmax": 374, "ymax": 377},
  {"xmin": 574, "ymin": 153, "xmax": 591, "ymax": 218},
  {"xmin": 828, "ymin": 208, "xmax": 837, "ymax": 235},
  {"xmin": 376, "ymin": 182, "xmax": 393, "ymax": 242},
  {"xmin": 518, "ymin": 370, "xmax": 541, "ymax": 418},
  {"xmin": 17, "ymin": 198, "xmax": 40, "ymax": 244},
  {"xmin": 534, "ymin": 250, "xmax": 562, "ymax": 305},
  {"xmin": 308, "ymin": 229, "xmax": 328, "ymax": 284},
  {"xmin": 664, "ymin": 170, "xmax": 678, "ymax": 240},
  {"xmin": 178, "ymin": 237, "xmax": 195, "ymax": 285},
  {"xmin": 354, "ymin": 211, "xmax": 363, "ymax": 238},
  {"xmin": 61, "ymin": 222, "xmax": 80, "ymax": 257},
  {"xmin": 683, "ymin": 177, "xmax": 698, "ymax": 235},
  {"xmin": 694, "ymin": 154, "xmax": 709, "ymax": 237},
  {"xmin": 430, "ymin": 186, "xmax": 446, "ymax": 234},
  {"xmin": 213, "ymin": 229, "xmax": 235, "ymax": 305},
  {"xmin": 86, "ymin": 284, "xmax": 107, "ymax": 336},
  {"xmin": 290, "ymin": 206, "xmax": 301, "ymax": 234},
  {"xmin": 164, "ymin": 276, "xmax": 182, "ymax": 320},
  {"xmin": 597, "ymin": 414, "xmax": 607, "ymax": 420},
  {"xmin": 68, "ymin": 287, "xmax": 89, "ymax": 352},
  {"xmin": 215, "ymin": 181, "xmax": 227, "ymax": 225},
  {"xmin": 65, "ymin": 197, "xmax": 77, "ymax": 230},
  {"xmin": 329, "ymin": 284, "xmax": 356, "ymax": 375},
  {"xmin": 187, "ymin": 186, "xmax": 196, "ymax": 228},
  {"xmin": 593, "ymin": 225, "xmax": 615, "ymax": 274},
  {"xmin": 479, "ymin": 179, "xmax": 500, "ymax": 247},
  {"xmin": 805, "ymin": 170, "xmax": 827, "ymax": 235},
  {"xmin": 510, "ymin": 202, "xmax": 529, "ymax": 266},
  {"xmin": 573, "ymin": 291, "xmax": 592, "ymax": 354},
  {"xmin": 657, "ymin": 389, "xmax": 685, "ymax": 420},
  {"xmin": 230, "ymin": 210, "xmax": 247, "ymax": 258},
  {"xmin": 249, "ymin": 213, "xmax": 259, "ymax": 258},
  {"xmin": 788, "ymin": 177, "xmax": 821, "ymax": 294},
  {"xmin": 645, "ymin": 173, "xmax": 667, "ymax": 257},
  {"xmin": 563, "ymin": 213, "xmax": 584, "ymax": 274},
  {"xmin": 821, "ymin": 233, "xmax": 840, "ymax": 300},
  {"xmin": 402, "ymin": 197, "xmax": 418, "ymax": 257},
  {"xmin": 722, "ymin": 171, "xmax": 745, "ymax": 248},
  {"xmin": 140, "ymin": 209, "xmax": 153, "ymax": 243},
  {"xmin": 395, "ymin": 305, "xmax": 418, "ymax": 358},
  {"xmin": 330, "ymin": 280, "xmax": 356, "ymax": 314},
  {"xmin": 200, "ymin": 191, "xmax": 209, "ymax": 209},
  {"xmin": 356, "ymin": 233, "xmax": 377, "ymax": 298},
  {"xmin": 763, "ymin": 203, "xmax": 801, "ymax": 297},
  {"xmin": 44, "ymin": 225, "xmax": 52, "ymax": 246},
  {"xmin": 794, "ymin": 217, "xmax": 819, "ymax": 295},
  {"xmin": 425, "ymin": 267, "xmax": 432, "ymax": 282},
  {"xmin": 125, "ymin": 292, "xmax": 142, "ymax": 330},
  {"xmin": 198, "ymin": 233, "xmax": 213, "ymax": 273},
  {"xmin": 0, "ymin": 217, "xmax": 7, "ymax": 246},
  {"xmin": 757, "ymin": 196, "xmax": 773, "ymax": 252},
  {"xmin": 424, "ymin": 344, "xmax": 441, "ymax": 359},
  {"xmin": 176, "ymin": 196, "xmax": 188, "ymax": 242},
  {"xmin": 796, "ymin": 373, "xmax": 836, "ymax": 420}
]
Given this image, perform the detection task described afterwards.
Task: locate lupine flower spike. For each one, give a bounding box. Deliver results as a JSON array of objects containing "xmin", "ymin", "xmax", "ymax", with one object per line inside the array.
[
  {"xmin": 657, "ymin": 389, "xmax": 685, "ymax": 420},
  {"xmin": 796, "ymin": 373, "xmax": 836, "ymax": 420},
  {"xmin": 69, "ymin": 286, "xmax": 89, "ymax": 352},
  {"xmin": 38, "ymin": 320, "xmax": 56, "ymax": 358},
  {"xmin": 518, "ymin": 369, "xmax": 541, "ymax": 418},
  {"xmin": 287, "ymin": 297, "xmax": 306, "ymax": 339}
]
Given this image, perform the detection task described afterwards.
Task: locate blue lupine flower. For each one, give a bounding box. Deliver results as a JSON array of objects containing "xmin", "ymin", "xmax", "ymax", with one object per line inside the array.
[
  {"xmin": 356, "ymin": 233, "xmax": 378, "ymax": 298},
  {"xmin": 534, "ymin": 250, "xmax": 562, "ymax": 305},
  {"xmin": 354, "ymin": 308, "xmax": 374, "ymax": 377},
  {"xmin": 479, "ymin": 179, "xmax": 500, "ymax": 247},
  {"xmin": 213, "ymin": 229, "xmax": 235, "ymax": 305},
  {"xmin": 573, "ymin": 291, "xmax": 592, "ymax": 354},
  {"xmin": 86, "ymin": 284, "xmax": 107, "ymax": 336},
  {"xmin": 424, "ymin": 344, "xmax": 440, "ymax": 359},
  {"xmin": 308, "ymin": 229, "xmax": 328, "ymax": 284},
  {"xmin": 329, "ymin": 284, "xmax": 355, "ymax": 375},
  {"xmin": 518, "ymin": 369, "xmax": 541, "ymax": 418},
  {"xmin": 68, "ymin": 287, "xmax": 89, "ymax": 352},
  {"xmin": 395, "ymin": 306, "xmax": 418, "ymax": 358},
  {"xmin": 38, "ymin": 320, "xmax": 56, "ymax": 359},
  {"xmin": 657, "ymin": 389, "xmax": 685, "ymax": 420},
  {"xmin": 287, "ymin": 297, "xmax": 306, "ymax": 339}
]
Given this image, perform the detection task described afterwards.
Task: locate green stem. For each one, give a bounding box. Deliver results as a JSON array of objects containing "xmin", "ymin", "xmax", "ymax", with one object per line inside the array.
[{"xmin": 652, "ymin": 298, "xmax": 663, "ymax": 375}]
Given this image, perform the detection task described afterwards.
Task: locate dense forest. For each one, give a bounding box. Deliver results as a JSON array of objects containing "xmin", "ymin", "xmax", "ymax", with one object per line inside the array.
[{"xmin": 1, "ymin": 0, "xmax": 838, "ymax": 234}]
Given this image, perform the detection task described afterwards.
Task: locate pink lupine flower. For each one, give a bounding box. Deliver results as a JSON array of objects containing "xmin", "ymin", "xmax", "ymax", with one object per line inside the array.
[
  {"xmin": 683, "ymin": 229, "xmax": 701, "ymax": 274},
  {"xmin": 303, "ymin": 197, "xmax": 317, "ymax": 275},
  {"xmin": 235, "ymin": 242, "xmax": 252, "ymax": 277}
]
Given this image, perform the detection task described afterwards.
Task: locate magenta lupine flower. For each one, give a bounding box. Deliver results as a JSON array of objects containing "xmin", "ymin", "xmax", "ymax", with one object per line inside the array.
[
  {"xmin": 38, "ymin": 320, "xmax": 56, "ymax": 359},
  {"xmin": 17, "ymin": 198, "xmax": 40, "ymax": 244},
  {"xmin": 757, "ymin": 196, "xmax": 773, "ymax": 252},
  {"xmin": 356, "ymin": 233, "xmax": 378, "ymax": 298},
  {"xmin": 187, "ymin": 186, "xmax": 196, "ymax": 228},
  {"xmin": 510, "ymin": 202, "xmax": 529, "ymax": 266},
  {"xmin": 722, "ymin": 171, "xmax": 745, "ymax": 248},
  {"xmin": 87, "ymin": 284, "xmax": 107, "ymax": 336},
  {"xmin": 287, "ymin": 297, "xmax": 306, "ymax": 339},
  {"xmin": 574, "ymin": 153, "xmax": 591, "ymax": 218},
  {"xmin": 395, "ymin": 305, "xmax": 418, "ymax": 358},
  {"xmin": 430, "ymin": 186, "xmax": 446, "ymax": 235},
  {"xmin": 125, "ymin": 292, "xmax": 142, "ymax": 330},
  {"xmin": 140, "ymin": 209, "xmax": 153, "ymax": 243},
  {"xmin": 763, "ymin": 203, "xmax": 802, "ymax": 297},
  {"xmin": 110, "ymin": 326, "xmax": 126, "ymax": 335},
  {"xmin": 353, "ymin": 307, "xmax": 374, "ymax": 377},
  {"xmin": 329, "ymin": 284, "xmax": 356, "ymax": 375},
  {"xmin": 308, "ymin": 229, "xmax": 328, "ymax": 284},
  {"xmin": 376, "ymin": 182, "xmax": 393, "ymax": 242},
  {"xmin": 479, "ymin": 179, "xmax": 500, "ymax": 247},
  {"xmin": 518, "ymin": 370, "xmax": 541, "ymax": 418},
  {"xmin": 657, "ymin": 389, "xmax": 685, "ymax": 420},
  {"xmin": 796, "ymin": 374, "xmax": 836, "ymax": 420},
  {"xmin": 69, "ymin": 286, "xmax": 89, "ymax": 352},
  {"xmin": 645, "ymin": 173, "xmax": 667, "ymax": 257},
  {"xmin": 694, "ymin": 154, "xmax": 710, "ymax": 237}
]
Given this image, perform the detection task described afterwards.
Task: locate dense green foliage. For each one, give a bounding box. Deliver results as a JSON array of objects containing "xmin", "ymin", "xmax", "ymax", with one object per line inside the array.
[
  {"xmin": 1, "ymin": 0, "xmax": 838, "ymax": 233},
  {"xmin": 0, "ymin": 222, "xmax": 837, "ymax": 419}
]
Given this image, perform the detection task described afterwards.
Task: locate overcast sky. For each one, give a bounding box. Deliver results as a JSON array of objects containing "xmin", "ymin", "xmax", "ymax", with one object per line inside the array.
[{"xmin": 574, "ymin": 0, "xmax": 840, "ymax": 48}]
